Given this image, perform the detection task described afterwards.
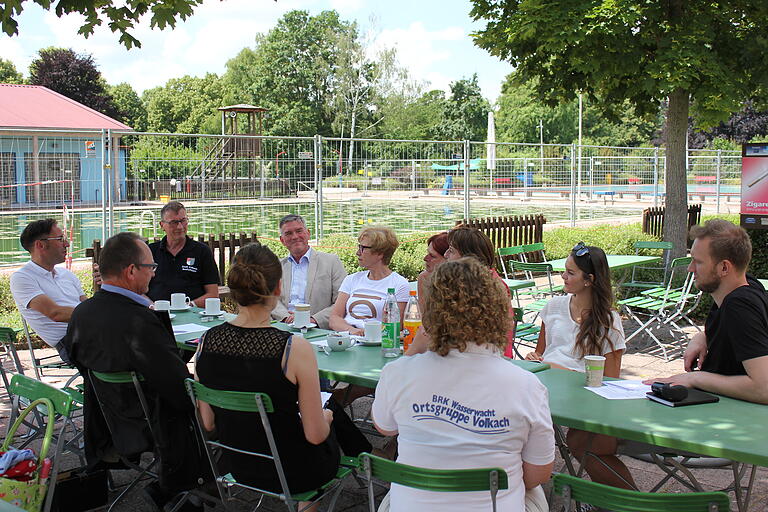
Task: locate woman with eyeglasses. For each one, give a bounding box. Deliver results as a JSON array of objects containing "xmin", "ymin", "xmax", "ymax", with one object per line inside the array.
[
  {"xmin": 525, "ymin": 242, "xmax": 635, "ymax": 490},
  {"xmin": 329, "ymin": 226, "xmax": 409, "ymax": 336}
]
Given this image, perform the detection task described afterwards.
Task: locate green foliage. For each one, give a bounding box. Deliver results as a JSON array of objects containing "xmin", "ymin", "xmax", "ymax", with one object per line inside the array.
[
  {"xmin": 128, "ymin": 137, "xmax": 205, "ymax": 178},
  {"xmin": 471, "ymin": 0, "xmax": 768, "ymax": 255},
  {"xmin": 543, "ymin": 224, "xmax": 658, "ymax": 260},
  {"xmin": 378, "ymin": 89, "xmax": 446, "ymax": 140},
  {"xmin": 108, "ymin": 82, "xmax": 146, "ymax": 131},
  {"xmin": 0, "ymin": 0, "xmax": 204, "ymax": 50},
  {"xmin": 222, "ymin": 10, "xmax": 352, "ymax": 137},
  {"xmin": 0, "ymin": 58, "xmax": 23, "ymax": 84},
  {"xmin": 143, "ymin": 74, "xmax": 224, "ymax": 134},
  {"xmin": 434, "ymin": 75, "xmax": 490, "ymax": 141}
]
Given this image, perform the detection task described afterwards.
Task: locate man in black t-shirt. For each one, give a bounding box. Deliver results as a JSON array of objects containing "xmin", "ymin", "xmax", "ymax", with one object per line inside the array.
[
  {"xmin": 146, "ymin": 201, "xmax": 220, "ymax": 307},
  {"xmin": 646, "ymin": 219, "xmax": 768, "ymax": 404}
]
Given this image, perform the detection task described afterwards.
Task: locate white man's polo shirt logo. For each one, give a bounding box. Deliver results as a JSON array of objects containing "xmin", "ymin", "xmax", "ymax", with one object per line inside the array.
[{"xmin": 182, "ymin": 257, "xmax": 198, "ymax": 273}]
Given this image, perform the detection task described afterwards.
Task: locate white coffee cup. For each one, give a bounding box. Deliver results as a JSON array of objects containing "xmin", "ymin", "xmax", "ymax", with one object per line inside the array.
[
  {"xmin": 328, "ymin": 331, "xmax": 354, "ymax": 351},
  {"xmin": 171, "ymin": 293, "xmax": 192, "ymax": 310},
  {"xmin": 364, "ymin": 319, "xmax": 382, "ymax": 342},
  {"xmin": 153, "ymin": 300, "xmax": 171, "ymax": 312},
  {"xmin": 204, "ymin": 298, "xmax": 221, "ymax": 316},
  {"xmin": 584, "ymin": 355, "xmax": 607, "ymax": 387},
  {"xmin": 294, "ymin": 303, "xmax": 311, "ymax": 327}
]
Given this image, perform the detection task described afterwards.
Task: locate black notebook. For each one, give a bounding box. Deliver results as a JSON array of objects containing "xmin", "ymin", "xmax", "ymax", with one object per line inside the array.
[{"xmin": 646, "ymin": 388, "xmax": 720, "ymax": 407}]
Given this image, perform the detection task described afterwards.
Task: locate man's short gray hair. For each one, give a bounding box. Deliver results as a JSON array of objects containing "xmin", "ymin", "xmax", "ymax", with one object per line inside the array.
[
  {"xmin": 279, "ymin": 214, "xmax": 306, "ymax": 231},
  {"xmin": 160, "ymin": 201, "xmax": 186, "ymax": 220}
]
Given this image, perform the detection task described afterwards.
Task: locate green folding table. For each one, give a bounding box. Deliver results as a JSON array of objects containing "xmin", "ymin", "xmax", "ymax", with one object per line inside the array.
[
  {"xmin": 546, "ymin": 255, "xmax": 661, "ymax": 272},
  {"xmin": 537, "ymin": 368, "xmax": 766, "ymax": 511}
]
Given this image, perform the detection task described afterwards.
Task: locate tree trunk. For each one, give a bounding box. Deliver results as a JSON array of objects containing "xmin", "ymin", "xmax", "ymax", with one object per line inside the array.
[{"xmin": 664, "ymin": 87, "xmax": 690, "ymax": 259}]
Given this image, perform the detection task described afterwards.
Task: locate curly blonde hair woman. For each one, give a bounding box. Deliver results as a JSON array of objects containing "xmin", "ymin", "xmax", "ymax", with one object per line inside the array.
[{"xmin": 372, "ymin": 258, "xmax": 554, "ymax": 512}]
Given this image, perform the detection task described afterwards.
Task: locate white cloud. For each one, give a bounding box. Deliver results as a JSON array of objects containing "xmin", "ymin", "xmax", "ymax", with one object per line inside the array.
[{"xmin": 375, "ymin": 22, "xmax": 464, "ymax": 93}]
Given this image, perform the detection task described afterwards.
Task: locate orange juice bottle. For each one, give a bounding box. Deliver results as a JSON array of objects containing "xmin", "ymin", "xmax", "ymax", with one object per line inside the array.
[{"xmin": 402, "ymin": 290, "xmax": 421, "ymax": 353}]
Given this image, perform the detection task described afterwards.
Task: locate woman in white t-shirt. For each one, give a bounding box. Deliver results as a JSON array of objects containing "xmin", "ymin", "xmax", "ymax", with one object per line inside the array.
[
  {"xmin": 525, "ymin": 243, "xmax": 635, "ymax": 490},
  {"xmin": 373, "ymin": 257, "xmax": 554, "ymax": 512},
  {"xmin": 329, "ymin": 226, "xmax": 409, "ymax": 335}
]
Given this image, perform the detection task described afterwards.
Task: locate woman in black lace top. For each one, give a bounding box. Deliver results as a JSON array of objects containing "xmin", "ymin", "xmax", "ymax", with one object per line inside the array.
[{"xmin": 195, "ymin": 243, "xmax": 343, "ymax": 499}]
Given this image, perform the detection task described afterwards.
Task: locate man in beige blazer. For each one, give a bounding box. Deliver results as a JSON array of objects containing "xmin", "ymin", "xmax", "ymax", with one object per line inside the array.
[{"xmin": 271, "ymin": 214, "xmax": 347, "ymax": 329}]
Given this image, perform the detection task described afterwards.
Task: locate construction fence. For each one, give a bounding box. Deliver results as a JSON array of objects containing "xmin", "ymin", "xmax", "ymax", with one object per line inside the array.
[{"xmin": 0, "ymin": 128, "xmax": 742, "ymax": 264}]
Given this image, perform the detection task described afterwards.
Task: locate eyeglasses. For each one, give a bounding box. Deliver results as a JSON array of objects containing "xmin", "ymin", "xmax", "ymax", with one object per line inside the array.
[
  {"xmin": 572, "ymin": 242, "xmax": 590, "ymax": 257},
  {"xmin": 162, "ymin": 218, "xmax": 188, "ymax": 227},
  {"xmin": 135, "ymin": 262, "xmax": 159, "ymax": 271},
  {"xmin": 357, "ymin": 244, "xmax": 373, "ymax": 252},
  {"xmin": 39, "ymin": 236, "xmax": 65, "ymax": 242}
]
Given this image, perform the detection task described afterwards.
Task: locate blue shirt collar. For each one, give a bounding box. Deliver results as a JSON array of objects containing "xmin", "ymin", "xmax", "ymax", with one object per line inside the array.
[
  {"xmin": 290, "ymin": 246, "xmax": 312, "ymax": 265},
  {"xmin": 101, "ymin": 283, "xmax": 152, "ymax": 307}
]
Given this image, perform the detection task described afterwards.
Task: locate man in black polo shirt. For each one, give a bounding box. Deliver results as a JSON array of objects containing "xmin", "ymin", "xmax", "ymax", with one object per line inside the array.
[
  {"xmin": 646, "ymin": 219, "xmax": 768, "ymax": 404},
  {"xmin": 147, "ymin": 201, "xmax": 220, "ymax": 307}
]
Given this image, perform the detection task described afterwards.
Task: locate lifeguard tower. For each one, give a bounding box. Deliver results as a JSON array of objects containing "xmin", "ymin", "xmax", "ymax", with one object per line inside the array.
[{"xmin": 191, "ymin": 104, "xmax": 268, "ymax": 196}]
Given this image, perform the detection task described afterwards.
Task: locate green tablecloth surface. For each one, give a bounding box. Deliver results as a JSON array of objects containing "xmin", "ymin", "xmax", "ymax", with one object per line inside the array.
[{"xmin": 538, "ymin": 368, "xmax": 768, "ymax": 467}]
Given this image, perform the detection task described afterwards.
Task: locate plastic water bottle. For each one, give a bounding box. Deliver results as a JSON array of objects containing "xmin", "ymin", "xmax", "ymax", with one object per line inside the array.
[
  {"xmin": 402, "ymin": 290, "xmax": 421, "ymax": 353},
  {"xmin": 381, "ymin": 287, "xmax": 400, "ymax": 358}
]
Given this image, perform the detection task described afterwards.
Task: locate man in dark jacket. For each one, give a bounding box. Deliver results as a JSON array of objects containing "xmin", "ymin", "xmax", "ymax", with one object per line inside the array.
[{"xmin": 66, "ymin": 232, "xmax": 205, "ymax": 508}]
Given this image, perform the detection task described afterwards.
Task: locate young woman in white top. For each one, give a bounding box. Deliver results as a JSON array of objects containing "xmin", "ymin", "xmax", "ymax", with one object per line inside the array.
[
  {"xmin": 525, "ymin": 243, "xmax": 636, "ymax": 490},
  {"xmin": 329, "ymin": 226, "xmax": 409, "ymax": 335}
]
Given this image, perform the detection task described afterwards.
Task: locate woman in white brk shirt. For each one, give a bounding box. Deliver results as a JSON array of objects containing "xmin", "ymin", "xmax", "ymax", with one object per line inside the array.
[{"xmin": 372, "ymin": 257, "xmax": 554, "ymax": 512}]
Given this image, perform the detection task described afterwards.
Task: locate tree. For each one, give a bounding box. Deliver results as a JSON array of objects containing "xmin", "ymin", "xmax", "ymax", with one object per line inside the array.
[
  {"xmin": 434, "ymin": 75, "xmax": 490, "ymax": 141},
  {"xmin": 378, "ymin": 88, "xmax": 445, "ymax": 141},
  {"xmin": 108, "ymin": 82, "xmax": 146, "ymax": 131},
  {"xmin": 143, "ymin": 74, "xmax": 224, "ymax": 134},
  {"xmin": 497, "ymin": 73, "xmax": 657, "ymax": 146},
  {"xmin": 471, "ymin": 1, "xmax": 768, "ymax": 257},
  {"xmin": 0, "ymin": 58, "xmax": 23, "ymax": 84},
  {"xmin": 222, "ymin": 10, "xmax": 352, "ymax": 137},
  {"xmin": 327, "ymin": 21, "xmax": 406, "ymax": 166},
  {"xmin": 29, "ymin": 47, "xmax": 120, "ymax": 119},
  {"xmin": 1, "ymin": 0, "xmax": 203, "ymax": 49}
]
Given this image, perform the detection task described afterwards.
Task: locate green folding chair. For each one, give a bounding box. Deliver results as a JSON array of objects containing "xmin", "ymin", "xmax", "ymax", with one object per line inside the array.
[
  {"xmin": 5, "ymin": 378, "xmax": 77, "ymax": 512},
  {"xmin": 620, "ymin": 241, "xmax": 674, "ymax": 290},
  {"xmin": 552, "ymin": 473, "xmax": 730, "ymax": 512},
  {"xmin": 0, "ymin": 327, "xmax": 25, "ymax": 398},
  {"xmin": 7, "ymin": 374, "xmax": 83, "ymax": 466},
  {"xmin": 18, "ymin": 317, "xmax": 73, "ymax": 381},
  {"xmin": 0, "ymin": 398, "xmax": 57, "ymax": 512},
  {"xmin": 358, "ymin": 452, "xmax": 508, "ymax": 512},
  {"xmin": 185, "ymin": 378, "xmax": 352, "ymax": 512},
  {"xmin": 618, "ymin": 257, "xmax": 702, "ymax": 360},
  {"xmin": 511, "ymin": 307, "xmax": 540, "ymax": 359},
  {"xmin": 87, "ymin": 370, "xmax": 159, "ymax": 512}
]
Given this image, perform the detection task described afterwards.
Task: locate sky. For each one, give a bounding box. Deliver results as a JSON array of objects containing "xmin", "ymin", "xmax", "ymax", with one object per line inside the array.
[{"xmin": 0, "ymin": 0, "xmax": 513, "ymax": 103}]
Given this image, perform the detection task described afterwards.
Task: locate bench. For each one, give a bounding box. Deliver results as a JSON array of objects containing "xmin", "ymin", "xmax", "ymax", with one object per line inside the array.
[{"xmin": 594, "ymin": 190, "xmax": 615, "ymax": 204}]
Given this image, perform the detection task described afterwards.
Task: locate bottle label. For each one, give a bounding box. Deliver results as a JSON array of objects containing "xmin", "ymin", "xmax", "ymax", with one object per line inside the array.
[
  {"xmin": 402, "ymin": 320, "xmax": 421, "ymax": 351},
  {"xmin": 382, "ymin": 321, "xmax": 400, "ymax": 349}
]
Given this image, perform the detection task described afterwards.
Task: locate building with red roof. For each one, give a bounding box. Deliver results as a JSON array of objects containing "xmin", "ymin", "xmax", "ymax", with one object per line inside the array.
[{"xmin": 0, "ymin": 84, "xmax": 131, "ymax": 206}]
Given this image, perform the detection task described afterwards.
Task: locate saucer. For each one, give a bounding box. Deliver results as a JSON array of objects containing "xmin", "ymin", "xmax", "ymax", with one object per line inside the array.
[
  {"xmin": 170, "ymin": 304, "xmax": 191, "ymax": 312},
  {"xmin": 351, "ymin": 335, "xmax": 381, "ymax": 346},
  {"xmin": 288, "ymin": 322, "xmax": 317, "ymax": 330},
  {"xmin": 198, "ymin": 311, "xmax": 224, "ymax": 318},
  {"xmin": 168, "ymin": 313, "xmax": 176, "ymax": 320}
]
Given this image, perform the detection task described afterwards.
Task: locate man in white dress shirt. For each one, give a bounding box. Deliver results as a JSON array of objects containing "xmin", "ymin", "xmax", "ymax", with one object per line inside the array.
[
  {"xmin": 10, "ymin": 219, "xmax": 86, "ymax": 363},
  {"xmin": 271, "ymin": 214, "xmax": 347, "ymax": 330}
]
